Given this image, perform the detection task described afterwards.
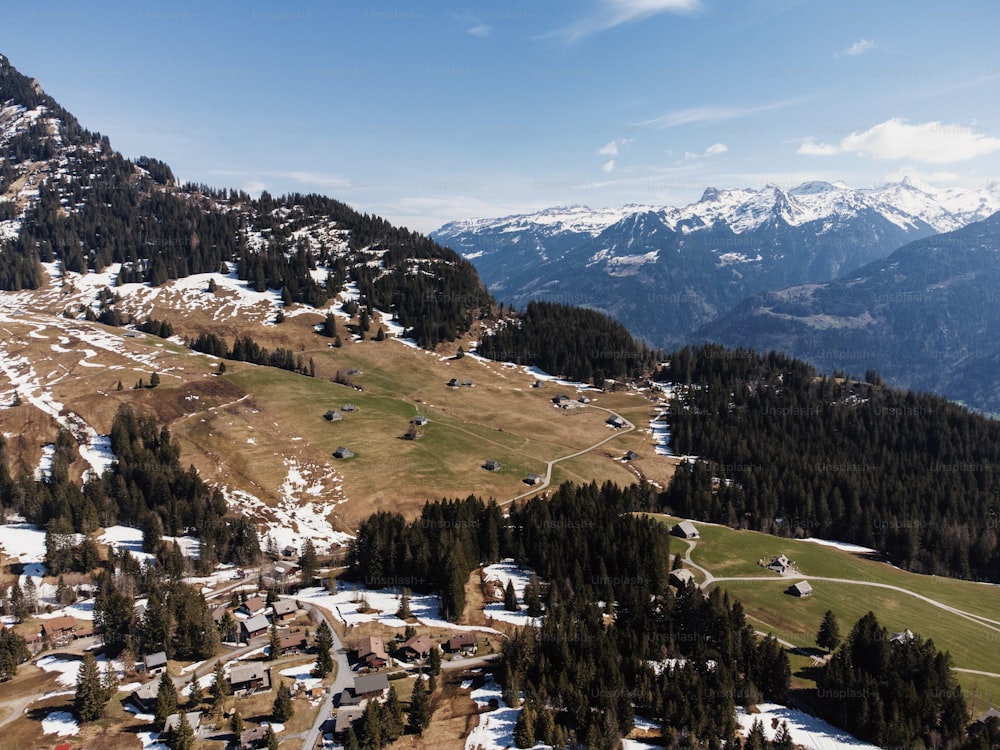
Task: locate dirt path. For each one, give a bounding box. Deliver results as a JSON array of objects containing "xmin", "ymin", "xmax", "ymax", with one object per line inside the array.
[{"xmin": 501, "ymin": 405, "xmax": 634, "ymax": 506}]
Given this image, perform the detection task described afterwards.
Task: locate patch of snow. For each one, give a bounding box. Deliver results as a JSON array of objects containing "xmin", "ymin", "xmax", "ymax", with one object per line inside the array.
[
  {"xmin": 481, "ymin": 559, "xmax": 542, "ymax": 627},
  {"xmin": 736, "ymin": 703, "xmax": 880, "ymax": 750},
  {"xmin": 41, "ymin": 711, "xmax": 79, "ymax": 736},
  {"xmin": 800, "ymin": 538, "xmax": 878, "ymax": 555}
]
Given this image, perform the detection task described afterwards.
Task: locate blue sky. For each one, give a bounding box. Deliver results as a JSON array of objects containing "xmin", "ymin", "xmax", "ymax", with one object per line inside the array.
[{"xmin": 3, "ymin": 0, "xmax": 1000, "ymax": 231}]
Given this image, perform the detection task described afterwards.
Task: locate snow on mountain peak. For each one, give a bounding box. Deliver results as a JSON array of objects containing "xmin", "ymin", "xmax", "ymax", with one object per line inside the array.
[{"xmin": 437, "ymin": 178, "xmax": 1000, "ymax": 244}]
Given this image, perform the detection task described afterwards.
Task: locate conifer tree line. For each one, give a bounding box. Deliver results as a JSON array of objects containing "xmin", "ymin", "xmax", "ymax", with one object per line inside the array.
[
  {"xmin": 659, "ymin": 344, "xmax": 1000, "ymax": 582},
  {"xmin": 187, "ymin": 331, "xmax": 313, "ymax": 376},
  {"xmin": 0, "ymin": 405, "xmax": 261, "ymax": 577},
  {"xmin": 347, "ymin": 497, "xmax": 505, "ymax": 620},
  {"xmin": 817, "ymin": 611, "xmax": 967, "ymax": 748},
  {"xmin": 349, "ymin": 482, "xmax": 791, "ymax": 748},
  {"xmin": 477, "ymin": 300, "xmax": 659, "ymax": 384}
]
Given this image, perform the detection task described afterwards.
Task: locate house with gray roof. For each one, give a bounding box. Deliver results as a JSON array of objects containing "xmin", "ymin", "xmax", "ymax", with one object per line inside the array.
[
  {"xmin": 787, "ymin": 580, "xmax": 813, "ymax": 597},
  {"xmin": 671, "ymin": 520, "xmax": 700, "ymax": 539}
]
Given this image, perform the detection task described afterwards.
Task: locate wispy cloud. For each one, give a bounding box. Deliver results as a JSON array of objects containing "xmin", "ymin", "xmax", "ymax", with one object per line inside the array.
[
  {"xmin": 602, "ymin": 159, "xmax": 617, "ymax": 173},
  {"xmin": 468, "ymin": 23, "xmax": 491, "ymax": 37},
  {"xmin": 797, "ymin": 118, "xmax": 1000, "ymax": 163},
  {"xmin": 638, "ymin": 99, "xmax": 801, "ymax": 128},
  {"xmin": 838, "ymin": 38, "xmax": 877, "ymax": 57},
  {"xmin": 554, "ymin": 0, "xmax": 700, "ymax": 43}
]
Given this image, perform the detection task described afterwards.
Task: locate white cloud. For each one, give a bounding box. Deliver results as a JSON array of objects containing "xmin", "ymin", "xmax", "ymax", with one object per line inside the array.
[
  {"xmin": 602, "ymin": 159, "xmax": 617, "ymax": 173},
  {"xmin": 683, "ymin": 142, "xmax": 728, "ymax": 161},
  {"xmin": 597, "ymin": 138, "xmax": 632, "ymax": 157},
  {"xmin": 468, "ymin": 24, "xmax": 491, "ymax": 37},
  {"xmin": 839, "ymin": 38, "xmax": 877, "ymax": 57},
  {"xmin": 555, "ymin": 0, "xmax": 700, "ymax": 42},
  {"xmin": 638, "ymin": 99, "xmax": 801, "ymax": 128},
  {"xmin": 797, "ymin": 118, "xmax": 1000, "ymax": 163}
]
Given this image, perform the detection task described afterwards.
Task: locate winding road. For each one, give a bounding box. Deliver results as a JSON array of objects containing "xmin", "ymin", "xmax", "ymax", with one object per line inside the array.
[{"xmin": 677, "ymin": 537, "xmax": 1000, "ymax": 675}]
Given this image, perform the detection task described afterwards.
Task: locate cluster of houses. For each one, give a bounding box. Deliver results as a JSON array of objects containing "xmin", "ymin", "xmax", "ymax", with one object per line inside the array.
[
  {"xmin": 352, "ymin": 631, "xmax": 479, "ymax": 672},
  {"xmin": 219, "ymin": 594, "xmax": 302, "ymax": 642},
  {"xmin": 331, "ymin": 631, "xmax": 481, "ymax": 740}
]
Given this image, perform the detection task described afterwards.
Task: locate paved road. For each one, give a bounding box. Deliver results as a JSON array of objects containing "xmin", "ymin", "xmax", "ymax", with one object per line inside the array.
[
  {"xmin": 299, "ymin": 602, "xmax": 351, "ymax": 750},
  {"xmin": 502, "ymin": 405, "xmax": 635, "ymax": 506}
]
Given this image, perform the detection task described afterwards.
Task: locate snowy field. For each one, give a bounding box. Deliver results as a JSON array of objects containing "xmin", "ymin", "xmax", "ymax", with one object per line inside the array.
[
  {"xmin": 297, "ymin": 584, "xmax": 501, "ymax": 635},
  {"xmin": 481, "ymin": 559, "xmax": 542, "ymax": 627},
  {"xmin": 464, "ymin": 675, "xmax": 551, "ymax": 750},
  {"xmin": 736, "ymin": 704, "xmax": 880, "ymax": 750}
]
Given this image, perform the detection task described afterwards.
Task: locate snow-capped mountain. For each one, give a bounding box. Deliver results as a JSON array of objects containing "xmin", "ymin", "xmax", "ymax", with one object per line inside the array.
[{"xmin": 434, "ymin": 179, "xmax": 1000, "ymax": 346}]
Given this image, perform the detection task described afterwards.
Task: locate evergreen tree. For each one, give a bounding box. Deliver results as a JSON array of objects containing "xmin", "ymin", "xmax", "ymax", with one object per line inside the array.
[
  {"xmin": 408, "ymin": 675, "xmax": 431, "ymax": 733},
  {"xmin": 265, "ymin": 725, "xmax": 279, "ymax": 750},
  {"xmin": 774, "ymin": 720, "xmax": 794, "ymax": 750},
  {"xmin": 299, "ymin": 539, "xmax": 317, "ymax": 586},
  {"xmin": 101, "ymin": 659, "xmax": 119, "ymax": 702},
  {"xmin": 504, "ymin": 579, "xmax": 518, "ymax": 611},
  {"xmin": 230, "ymin": 708, "xmax": 243, "ymax": 736},
  {"xmin": 272, "ymin": 681, "xmax": 293, "ymax": 722},
  {"xmin": 384, "ymin": 685, "xmax": 405, "ymax": 741},
  {"xmin": 322, "ymin": 312, "xmax": 337, "ymax": 337},
  {"xmin": 745, "ymin": 718, "xmax": 768, "ymax": 750},
  {"xmin": 397, "ymin": 587, "xmax": 411, "ymax": 619},
  {"xmin": 267, "ymin": 622, "xmax": 281, "ymax": 661},
  {"xmin": 428, "ymin": 645, "xmax": 441, "ymax": 676},
  {"xmin": 358, "ymin": 699, "xmax": 381, "ymax": 750},
  {"xmin": 188, "ymin": 674, "xmax": 202, "ymax": 707},
  {"xmin": 149, "ymin": 372, "xmax": 160, "ymax": 388},
  {"xmin": 523, "ymin": 573, "xmax": 542, "ymax": 617},
  {"xmin": 210, "ymin": 660, "xmax": 231, "ymax": 712},
  {"xmin": 0, "ymin": 628, "xmax": 29, "ymax": 682},
  {"xmin": 312, "ymin": 621, "xmax": 334, "ymax": 677},
  {"xmin": 816, "ymin": 610, "xmax": 842, "ymax": 653},
  {"xmin": 155, "ymin": 670, "xmax": 179, "ymax": 726},
  {"xmin": 74, "ymin": 652, "xmax": 106, "ymax": 722},
  {"xmin": 342, "ymin": 726, "xmax": 360, "ymax": 750},
  {"xmin": 170, "ymin": 711, "xmax": 195, "ymax": 750},
  {"xmin": 514, "ymin": 704, "xmax": 536, "ymax": 748}
]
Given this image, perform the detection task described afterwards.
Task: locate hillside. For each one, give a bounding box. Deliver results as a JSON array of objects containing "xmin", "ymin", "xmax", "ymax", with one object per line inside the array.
[
  {"xmin": 697, "ymin": 212, "xmax": 1000, "ymax": 414},
  {"xmin": 434, "ymin": 180, "xmax": 1000, "ymax": 347},
  {"xmin": 0, "ymin": 52, "xmax": 672, "ymax": 551},
  {"xmin": 655, "ymin": 345, "xmax": 1000, "ymax": 582}
]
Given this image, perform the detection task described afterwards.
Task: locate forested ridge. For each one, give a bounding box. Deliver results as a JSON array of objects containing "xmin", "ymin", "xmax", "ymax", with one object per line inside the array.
[
  {"xmin": 658, "ymin": 344, "xmax": 1000, "ymax": 582},
  {"xmin": 477, "ymin": 300, "xmax": 659, "ymax": 384},
  {"xmin": 1, "ymin": 55, "xmax": 490, "ymax": 348}
]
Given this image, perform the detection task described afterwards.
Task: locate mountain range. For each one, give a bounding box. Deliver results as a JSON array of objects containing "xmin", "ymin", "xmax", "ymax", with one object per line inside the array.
[
  {"xmin": 698, "ymin": 212, "xmax": 1000, "ymax": 413},
  {"xmin": 433, "ymin": 179, "xmax": 1000, "ymax": 347}
]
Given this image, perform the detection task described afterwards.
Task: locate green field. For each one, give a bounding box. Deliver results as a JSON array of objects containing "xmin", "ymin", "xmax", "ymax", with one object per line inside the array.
[{"xmin": 648, "ymin": 514, "xmax": 1000, "ymax": 710}]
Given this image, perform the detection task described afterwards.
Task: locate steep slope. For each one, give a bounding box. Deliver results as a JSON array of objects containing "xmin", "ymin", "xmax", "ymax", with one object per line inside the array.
[
  {"xmin": 697, "ymin": 212, "xmax": 1000, "ymax": 413},
  {"xmin": 0, "ymin": 53, "xmax": 489, "ymax": 348},
  {"xmin": 434, "ymin": 180, "xmax": 1000, "ymax": 346}
]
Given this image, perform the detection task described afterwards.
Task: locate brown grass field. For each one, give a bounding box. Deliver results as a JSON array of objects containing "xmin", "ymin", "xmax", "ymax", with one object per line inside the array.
[{"xmin": 0, "ymin": 293, "xmax": 675, "ymax": 535}]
